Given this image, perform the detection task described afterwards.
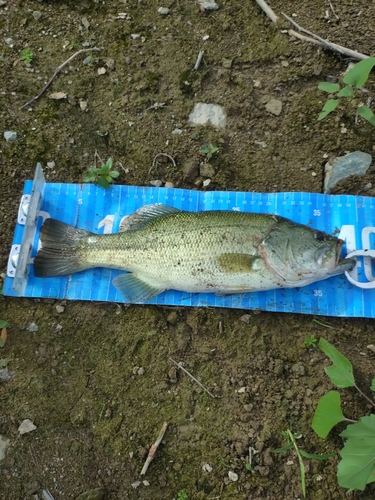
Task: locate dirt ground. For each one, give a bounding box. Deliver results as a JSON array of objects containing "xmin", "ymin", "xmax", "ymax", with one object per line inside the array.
[{"xmin": 1, "ymin": 1, "xmax": 375, "ymax": 499}]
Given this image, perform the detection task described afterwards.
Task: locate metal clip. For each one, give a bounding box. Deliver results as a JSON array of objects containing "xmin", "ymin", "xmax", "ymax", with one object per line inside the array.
[
  {"xmin": 7, "ymin": 245, "xmax": 20, "ymax": 277},
  {"xmin": 17, "ymin": 195, "xmax": 31, "ymax": 225},
  {"xmin": 345, "ymin": 249, "xmax": 375, "ymax": 289}
]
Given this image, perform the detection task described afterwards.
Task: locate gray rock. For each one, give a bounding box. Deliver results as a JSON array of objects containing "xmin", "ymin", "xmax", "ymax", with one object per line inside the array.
[
  {"xmin": 0, "ymin": 435, "xmax": 10, "ymax": 460},
  {"xmin": 157, "ymin": 7, "xmax": 169, "ymax": 15},
  {"xmin": 5, "ymin": 38, "xmax": 13, "ymax": 45},
  {"xmin": 265, "ymin": 99, "xmax": 282, "ymax": 116},
  {"xmin": 188, "ymin": 103, "xmax": 226, "ymax": 129},
  {"xmin": 200, "ymin": 163, "xmax": 215, "ymax": 178},
  {"xmin": 26, "ymin": 322, "xmax": 38, "ymax": 332},
  {"xmin": 33, "ymin": 11, "xmax": 42, "ymax": 20},
  {"xmin": 18, "ymin": 419, "xmax": 37, "ymax": 435},
  {"xmin": 324, "ymin": 151, "xmax": 372, "ymax": 193},
  {"xmin": 4, "ymin": 130, "xmax": 17, "ymax": 141},
  {"xmin": 198, "ymin": 0, "xmax": 219, "ymax": 10}
]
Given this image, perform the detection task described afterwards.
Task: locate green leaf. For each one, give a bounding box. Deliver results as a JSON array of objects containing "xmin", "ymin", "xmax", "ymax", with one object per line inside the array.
[
  {"xmin": 299, "ymin": 450, "xmax": 336, "ymax": 460},
  {"xmin": 370, "ymin": 378, "xmax": 375, "ymax": 392},
  {"xmin": 97, "ymin": 176, "xmax": 111, "ymax": 189},
  {"xmin": 317, "ymin": 99, "xmax": 339, "ymax": 121},
  {"xmin": 338, "ymin": 415, "xmax": 375, "ymax": 491},
  {"xmin": 106, "ymin": 157, "xmax": 113, "ymax": 169},
  {"xmin": 343, "ymin": 57, "xmax": 375, "ymax": 88},
  {"xmin": 272, "ymin": 442, "xmax": 294, "ymax": 453},
  {"xmin": 0, "ymin": 338, "xmax": 4, "ymax": 348},
  {"xmin": 83, "ymin": 173, "xmax": 96, "ymax": 182},
  {"xmin": 109, "ymin": 170, "xmax": 120, "ymax": 179},
  {"xmin": 357, "ymin": 105, "xmax": 375, "ymax": 126},
  {"xmin": 318, "ymin": 338, "xmax": 355, "ymax": 388},
  {"xmin": 312, "ymin": 391, "xmax": 345, "ymax": 438},
  {"xmin": 318, "ymin": 82, "xmax": 340, "ymax": 93},
  {"xmin": 105, "ymin": 175, "xmax": 113, "ymax": 183},
  {"xmin": 0, "ymin": 320, "xmax": 8, "ymax": 329},
  {"xmin": 337, "ymin": 86, "xmax": 354, "ymax": 98}
]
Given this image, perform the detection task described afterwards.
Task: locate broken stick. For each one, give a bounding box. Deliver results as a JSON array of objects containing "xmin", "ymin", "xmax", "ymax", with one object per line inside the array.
[
  {"xmin": 20, "ymin": 47, "xmax": 101, "ymax": 110},
  {"xmin": 140, "ymin": 421, "xmax": 168, "ymax": 475}
]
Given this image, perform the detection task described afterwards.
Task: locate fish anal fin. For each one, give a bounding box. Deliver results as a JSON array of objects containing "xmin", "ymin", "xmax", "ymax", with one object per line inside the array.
[
  {"xmin": 112, "ymin": 273, "xmax": 165, "ymax": 302},
  {"xmin": 119, "ymin": 204, "xmax": 181, "ymax": 232},
  {"xmin": 217, "ymin": 253, "xmax": 261, "ymax": 273}
]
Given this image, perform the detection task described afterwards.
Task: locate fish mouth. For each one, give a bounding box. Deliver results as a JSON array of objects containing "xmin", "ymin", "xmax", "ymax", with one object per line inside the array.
[{"xmin": 334, "ymin": 239, "xmax": 356, "ymax": 273}]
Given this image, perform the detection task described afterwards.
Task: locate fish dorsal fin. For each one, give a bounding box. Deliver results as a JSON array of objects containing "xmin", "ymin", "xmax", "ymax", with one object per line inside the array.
[
  {"xmin": 119, "ymin": 204, "xmax": 181, "ymax": 232},
  {"xmin": 112, "ymin": 273, "xmax": 165, "ymax": 302},
  {"xmin": 217, "ymin": 253, "xmax": 261, "ymax": 273}
]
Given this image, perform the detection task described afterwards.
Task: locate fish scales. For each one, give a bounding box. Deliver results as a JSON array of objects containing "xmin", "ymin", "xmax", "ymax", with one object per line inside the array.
[{"xmin": 78, "ymin": 211, "xmax": 277, "ymax": 292}]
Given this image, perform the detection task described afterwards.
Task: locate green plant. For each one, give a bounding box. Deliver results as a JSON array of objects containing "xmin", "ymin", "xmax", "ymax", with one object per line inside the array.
[
  {"xmin": 0, "ymin": 320, "xmax": 8, "ymax": 348},
  {"xmin": 199, "ymin": 143, "xmax": 219, "ymax": 161},
  {"xmin": 83, "ymin": 157, "xmax": 120, "ymax": 189},
  {"xmin": 20, "ymin": 47, "xmax": 34, "ymax": 64},
  {"xmin": 272, "ymin": 429, "xmax": 335, "ymax": 498},
  {"xmin": 317, "ymin": 57, "xmax": 375, "ymax": 125},
  {"xmin": 312, "ymin": 338, "xmax": 375, "ymax": 492},
  {"xmin": 176, "ymin": 489, "xmax": 188, "ymax": 500},
  {"xmin": 304, "ymin": 335, "xmax": 317, "ymax": 348}
]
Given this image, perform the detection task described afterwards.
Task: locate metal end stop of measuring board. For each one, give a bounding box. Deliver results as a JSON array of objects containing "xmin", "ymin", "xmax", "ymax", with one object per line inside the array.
[{"xmin": 7, "ymin": 163, "xmax": 45, "ymax": 296}]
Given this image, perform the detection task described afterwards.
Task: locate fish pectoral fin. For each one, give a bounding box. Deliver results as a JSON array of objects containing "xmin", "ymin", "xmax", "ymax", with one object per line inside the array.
[
  {"xmin": 112, "ymin": 273, "xmax": 165, "ymax": 302},
  {"xmin": 119, "ymin": 204, "xmax": 182, "ymax": 232},
  {"xmin": 217, "ymin": 253, "xmax": 261, "ymax": 273}
]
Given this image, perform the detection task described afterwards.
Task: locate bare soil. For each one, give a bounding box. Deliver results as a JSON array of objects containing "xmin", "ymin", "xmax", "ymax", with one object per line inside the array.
[{"xmin": 1, "ymin": 1, "xmax": 375, "ymax": 499}]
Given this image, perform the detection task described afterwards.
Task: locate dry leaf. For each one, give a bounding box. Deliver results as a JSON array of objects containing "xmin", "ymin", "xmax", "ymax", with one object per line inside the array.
[
  {"xmin": 49, "ymin": 92, "xmax": 67, "ymax": 100},
  {"xmin": 0, "ymin": 328, "xmax": 7, "ymax": 346}
]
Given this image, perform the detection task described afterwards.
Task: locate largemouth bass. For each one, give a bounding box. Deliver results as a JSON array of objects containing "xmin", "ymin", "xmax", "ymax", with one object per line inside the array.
[{"xmin": 34, "ymin": 204, "xmax": 355, "ymax": 302}]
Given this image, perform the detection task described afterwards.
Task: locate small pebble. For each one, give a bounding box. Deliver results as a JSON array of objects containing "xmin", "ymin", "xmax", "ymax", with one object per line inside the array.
[
  {"xmin": 97, "ymin": 67, "xmax": 106, "ymax": 75},
  {"xmin": 131, "ymin": 34, "xmax": 141, "ymax": 40},
  {"xmin": 137, "ymin": 367, "xmax": 145, "ymax": 375},
  {"xmin": 18, "ymin": 419, "xmax": 37, "ymax": 435},
  {"xmin": 240, "ymin": 314, "xmax": 251, "ymax": 323},
  {"xmin": 198, "ymin": 0, "xmax": 219, "ymax": 10},
  {"xmin": 83, "ymin": 56, "xmax": 92, "ymax": 66},
  {"xmin": 203, "ymin": 178, "xmax": 211, "ymax": 187},
  {"xmin": 157, "ymin": 7, "xmax": 169, "ymax": 15},
  {"xmin": 202, "ymin": 463, "xmax": 213, "ymax": 472},
  {"xmin": 33, "ymin": 11, "xmax": 42, "ymax": 21},
  {"xmin": 26, "ymin": 322, "xmax": 38, "ymax": 332},
  {"xmin": 5, "ymin": 38, "xmax": 13, "ymax": 45},
  {"xmin": 265, "ymin": 99, "xmax": 282, "ymax": 116},
  {"xmin": 164, "ymin": 181, "xmax": 174, "ymax": 188},
  {"xmin": 4, "ymin": 131, "xmax": 17, "ymax": 141},
  {"xmin": 172, "ymin": 128, "xmax": 183, "ymax": 135},
  {"xmin": 228, "ymin": 471, "xmax": 238, "ymax": 482},
  {"xmin": 200, "ymin": 163, "xmax": 215, "ymax": 177},
  {"xmin": 150, "ymin": 180, "xmax": 162, "ymax": 187},
  {"xmin": 56, "ymin": 305, "xmax": 65, "ymax": 313}
]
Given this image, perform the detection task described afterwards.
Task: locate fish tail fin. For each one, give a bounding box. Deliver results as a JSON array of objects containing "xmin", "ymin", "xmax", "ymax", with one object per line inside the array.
[{"xmin": 34, "ymin": 218, "xmax": 93, "ymax": 277}]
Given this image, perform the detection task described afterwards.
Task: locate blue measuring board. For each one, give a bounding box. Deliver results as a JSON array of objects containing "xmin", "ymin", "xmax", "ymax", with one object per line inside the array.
[{"xmin": 4, "ymin": 167, "xmax": 375, "ymax": 317}]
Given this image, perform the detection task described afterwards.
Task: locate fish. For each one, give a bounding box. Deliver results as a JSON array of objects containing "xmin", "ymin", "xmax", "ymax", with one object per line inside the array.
[{"xmin": 33, "ymin": 204, "xmax": 356, "ymax": 302}]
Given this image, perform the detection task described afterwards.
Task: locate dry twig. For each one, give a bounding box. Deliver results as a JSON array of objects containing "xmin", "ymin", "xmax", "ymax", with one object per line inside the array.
[
  {"xmin": 140, "ymin": 421, "xmax": 168, "ymax": 475},
  {"xmin": 149, "ymin": 152, "xmax": 176, "ymax": 173},
  {"xmin": 169, "ymin": 357, "xmax": 215, "ymax": 398},
  {"xmin": 194, "ymin": 50, "xmax": 205, "ymax": 70},
  {"xmin": 253, "ymin": 0, "xmax": 369, "ymax": 61},
  {"xmin": 254, "ymin": 0, "xmax": 278, "ymax": 23},
  {"xmin": 20, "ymin": 47, "xmax": 101, "ymax": 110},
  {"xmin": 282, "ymin": 12, "xmax": 369, "ymax": 60}
]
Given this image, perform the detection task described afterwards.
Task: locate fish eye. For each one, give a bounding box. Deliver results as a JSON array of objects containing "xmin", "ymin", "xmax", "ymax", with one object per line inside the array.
[{"xmin": 314, "ymin": 231, "xmax": 326, "ymax": 242}]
